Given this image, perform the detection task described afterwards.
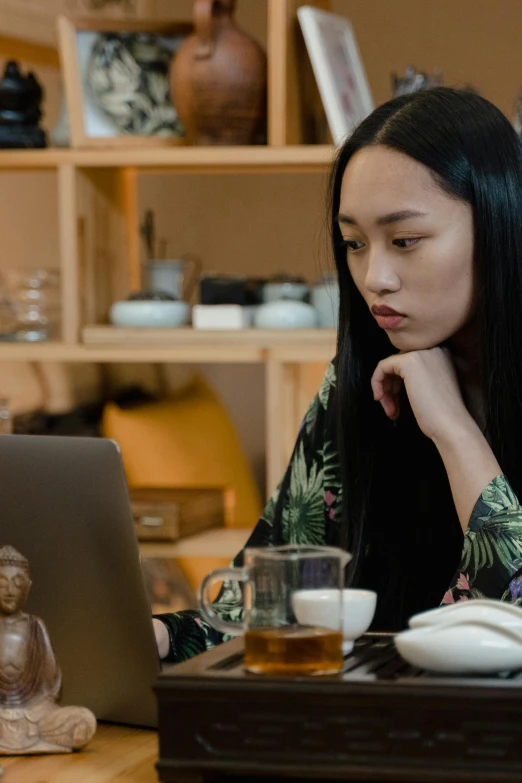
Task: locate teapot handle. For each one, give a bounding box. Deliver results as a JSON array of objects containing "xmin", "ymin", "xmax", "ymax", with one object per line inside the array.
[
  {"xmin": 199, "ymin": 566, "xmax": 249, "ymax": 635},
  {"xmin": 194, "ymin": 0, "xmax": 236, "ymax": 60}
]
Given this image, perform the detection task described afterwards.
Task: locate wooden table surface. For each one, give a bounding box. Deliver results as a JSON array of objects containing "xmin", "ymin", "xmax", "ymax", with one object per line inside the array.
[
  {"xmin": 0, "ymin": 723, "xmax": 413, "ymax": 783},
  {"xmin": 0, "ymin": 723, "xmax": 158, "ymax": 783}
]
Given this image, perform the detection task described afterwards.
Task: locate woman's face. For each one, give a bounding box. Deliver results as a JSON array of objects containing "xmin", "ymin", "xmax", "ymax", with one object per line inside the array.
[{"xmin": 338, "ymin": 146, "xmax": 475, "ymax": 352}]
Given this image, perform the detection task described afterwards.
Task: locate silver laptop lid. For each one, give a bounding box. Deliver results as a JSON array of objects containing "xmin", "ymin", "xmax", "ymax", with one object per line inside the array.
[{"xmin": 0, "ymin": 435, "xmax": 159, "ymax": 727}]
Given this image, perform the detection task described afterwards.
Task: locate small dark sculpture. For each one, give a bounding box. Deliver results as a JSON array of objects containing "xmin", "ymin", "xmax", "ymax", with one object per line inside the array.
[
  {"xmin": 0, "ymin": 62, "xmax": 47, "ymax": 149},
  {"xmin": 0, "ymin": 546, "xmax": 96, "ymax": 754},
  {"xmin": 392, "ymin": 66, "xmax": 443, "ymax": 98}
]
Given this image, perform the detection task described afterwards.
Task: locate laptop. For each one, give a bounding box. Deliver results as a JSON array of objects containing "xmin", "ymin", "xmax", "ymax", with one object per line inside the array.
[{"xmin": 0, "ymin": 434, "xmax": 161, "ymax": 728}]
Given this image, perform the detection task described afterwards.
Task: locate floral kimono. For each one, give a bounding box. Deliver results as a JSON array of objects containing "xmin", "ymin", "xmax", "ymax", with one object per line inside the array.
[{"xmin": 157, "ymin": 363, "xmax": 522, "ymax": 664}]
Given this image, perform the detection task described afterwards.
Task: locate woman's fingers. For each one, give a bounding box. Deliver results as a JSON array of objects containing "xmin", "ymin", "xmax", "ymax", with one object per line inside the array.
[
  {"xmin": 390, "ymin": 375, "xmax": 403, "ymax": 419},
  {"xmin": 380, "ymin": 374, "xmax": 402, "ymax": 419},
  {"xmin": 372, "ymin": 347, "xmax": 474, "ymax": 440},
  {"xmin": 371, "ymin": 357, "xmax": 404, "ymax": 420},
  {"xmin": 370, "ymin": 362, "xmax": 387, "ymax": 401}
]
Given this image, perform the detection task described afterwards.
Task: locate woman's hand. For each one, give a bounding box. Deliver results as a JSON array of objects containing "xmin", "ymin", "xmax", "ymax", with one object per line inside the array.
[
  {"xmin": 152, "ymin": 618, "xmax": 170, "ymax": 659},
  {"xmin": 371, "ymin": 347, "xmax": 473, "ymax": 441},
  {"xmin": 372, "ymin": 347, "xmax": 502, "ymax": 531}
]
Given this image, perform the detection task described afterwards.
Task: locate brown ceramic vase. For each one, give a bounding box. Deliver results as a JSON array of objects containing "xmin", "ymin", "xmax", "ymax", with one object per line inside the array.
[{"xmin": 169, "ymin": 0, "xmax": 267, "ymax": 146}]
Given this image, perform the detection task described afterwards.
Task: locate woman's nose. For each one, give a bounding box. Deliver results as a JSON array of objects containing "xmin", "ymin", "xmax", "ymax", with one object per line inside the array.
[{"xmin": 364, "ymin": 251, "xmax": 400, "ymax": 294}]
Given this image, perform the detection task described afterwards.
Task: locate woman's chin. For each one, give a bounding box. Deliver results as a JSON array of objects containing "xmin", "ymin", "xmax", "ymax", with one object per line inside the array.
[{"xmin": 386, "ymin": 331, "xmax": 441, "ymax": 352}]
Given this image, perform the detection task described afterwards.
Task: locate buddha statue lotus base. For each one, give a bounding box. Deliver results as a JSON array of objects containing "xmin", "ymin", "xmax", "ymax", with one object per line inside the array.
[{"xmin": 0, "ymin": 546, "xmax": 96, "ymax": 755}]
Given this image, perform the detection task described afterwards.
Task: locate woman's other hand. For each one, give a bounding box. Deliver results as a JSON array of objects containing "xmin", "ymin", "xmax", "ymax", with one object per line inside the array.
[
  {"xmin": 372, "ymin": 347, "xmax": 501, "ymax": 530},
  {"xmin": 152, "ymin": 617, "xmax": 170, "ymax": 659},
  {"xmin": 371, "ymin": 347, "xmax": 472, "ymax": 441}
]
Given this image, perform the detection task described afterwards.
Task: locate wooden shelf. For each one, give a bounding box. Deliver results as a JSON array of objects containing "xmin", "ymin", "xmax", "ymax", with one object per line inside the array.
[
  {"xmin": 83, "ymin": 325, "xmax": 336, "ymax": 362},
  {"xmin": 0, "ymin": 329, "xmax": 336, "ymax": 363},
  {"xmin": 0, "ymin": 145, "xmax": 335, "ymax": 173},
  {"xmin": 82, "ymin": 325, "xmax": 336, "ymax": 346},
  {"xmin": 139, "ymin": 528, "xmax": 252, "ymax": 560}
]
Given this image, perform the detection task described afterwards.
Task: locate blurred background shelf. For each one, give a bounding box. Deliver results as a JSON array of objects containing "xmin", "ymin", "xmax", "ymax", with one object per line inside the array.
[
  {"xmin": 0, "ymin": 329, "xmax": 336, "ymax": 364},
  {"xmin": 83, "ymin": 324, "xmax": 336, "ymax": 351},
  {"xmin": 0, "ymin": 145, "xmax": 335, "ymax": 172},
  {"xmin": 139, "ymin": 528, "xmax": 252, "ymax": 560},
  {"xmin": 0, "ymin": 0, "xmax": 335, "ymax": 499}
]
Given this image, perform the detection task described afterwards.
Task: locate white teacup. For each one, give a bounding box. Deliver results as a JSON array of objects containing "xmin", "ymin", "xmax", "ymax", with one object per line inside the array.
[{"xmin": 292, "ymin": 588, "xmax": 377, "ymax": 653}]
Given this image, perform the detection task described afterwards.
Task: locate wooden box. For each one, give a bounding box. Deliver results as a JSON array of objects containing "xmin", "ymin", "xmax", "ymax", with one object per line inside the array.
[
  {"xmin": 130, "ymin": 487, "xmax": 224, "ymax": 542},
  {"xmin": 154, "ymin": 633, "xmax": 522, "ymax": 783}
]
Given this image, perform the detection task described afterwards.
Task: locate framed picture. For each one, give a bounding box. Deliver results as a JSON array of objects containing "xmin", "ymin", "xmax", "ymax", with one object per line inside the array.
[
  {"xmin": 57, "ymin": 16, "xmax": 192, "ymax": 148},
  {"xmin": 297, "ymin": 7, "xmax": 374, "ymax": 146}
]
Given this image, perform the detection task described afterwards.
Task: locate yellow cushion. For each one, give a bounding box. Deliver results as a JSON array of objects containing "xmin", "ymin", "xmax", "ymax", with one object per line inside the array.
[{"xmin": 101, "ymin": 375, "xmax": 261, "ymax": 528}]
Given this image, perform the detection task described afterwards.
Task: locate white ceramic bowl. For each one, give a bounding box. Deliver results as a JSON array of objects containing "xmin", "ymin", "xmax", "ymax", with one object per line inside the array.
[
  {"xmin": 109, "ymin": 300, "xmax": 190, "ymax": 328},
  {"xmin": 395, "ymin": 621, "xmax": 522, "ymax": 674},
  {"xmin": 292, "ymin": 588, "xmax": 377, "ymax": 653},
  {"xmin": 254, "ymin": 300, "xmax": 319, "ymax": 329}
]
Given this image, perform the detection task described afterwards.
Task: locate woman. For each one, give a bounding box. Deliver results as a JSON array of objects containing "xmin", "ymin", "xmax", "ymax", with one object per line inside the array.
[{"xmin": 153, "ymin": 86, "xmax": 522, "ymax": 663}]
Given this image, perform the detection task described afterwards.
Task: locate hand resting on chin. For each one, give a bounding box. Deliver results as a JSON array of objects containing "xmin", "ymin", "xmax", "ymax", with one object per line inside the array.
[{"xmin": 371, "ymin": 346, "xmax": 502, "ymax": 532}]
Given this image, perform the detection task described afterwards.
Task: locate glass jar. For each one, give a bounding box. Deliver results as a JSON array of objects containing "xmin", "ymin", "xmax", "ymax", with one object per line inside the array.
[{"xmin": 5, "ymin": 268, "xmax": 61, "ymax": 342}]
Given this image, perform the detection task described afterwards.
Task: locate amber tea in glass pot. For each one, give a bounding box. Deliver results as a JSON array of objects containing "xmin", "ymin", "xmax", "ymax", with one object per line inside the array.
[{"xmin": 199, "ymin": 545, "xmax": 351, "ymax": 675}]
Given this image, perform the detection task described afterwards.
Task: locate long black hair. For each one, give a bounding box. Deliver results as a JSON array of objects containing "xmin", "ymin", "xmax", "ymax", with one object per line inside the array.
[{"xmin": 330, "ymin": 87, "xmax": 522, "ymax": 628}]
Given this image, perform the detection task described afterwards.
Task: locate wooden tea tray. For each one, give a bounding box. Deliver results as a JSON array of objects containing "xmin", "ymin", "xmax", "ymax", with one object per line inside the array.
[{"xmin": 154, "ymin": 633, "xmax": 522, "ymax": 783}]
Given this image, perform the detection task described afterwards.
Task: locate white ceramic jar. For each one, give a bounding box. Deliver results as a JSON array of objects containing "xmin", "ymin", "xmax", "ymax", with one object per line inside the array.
[
  {"xmin": 311, "ymin": 274, "xmax": 339, "ymax": 328},
  {"xmin": 254, "ymin": 300, "xmax": 318, "ymax": 329}
]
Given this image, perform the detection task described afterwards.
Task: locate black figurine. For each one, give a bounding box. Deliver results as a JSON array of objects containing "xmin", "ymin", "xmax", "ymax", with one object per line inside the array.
[{"xmin": 0, "ymin": 61, "xmax": 47, "ymax": 149}]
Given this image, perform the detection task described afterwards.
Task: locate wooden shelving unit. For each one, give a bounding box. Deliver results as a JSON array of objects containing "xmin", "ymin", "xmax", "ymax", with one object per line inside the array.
[{"xmin": 0, "ymin": 0, "xmax": 335, "ymax": 495}]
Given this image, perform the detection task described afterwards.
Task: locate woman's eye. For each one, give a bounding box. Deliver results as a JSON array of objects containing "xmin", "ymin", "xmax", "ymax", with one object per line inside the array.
[
  {"xmin": 342, "ymin": 240, "xmax": 364, "ymax": 252},
  {"xmin": 393, "ymin": 237, "xmax": 421, "ymax": 249}
]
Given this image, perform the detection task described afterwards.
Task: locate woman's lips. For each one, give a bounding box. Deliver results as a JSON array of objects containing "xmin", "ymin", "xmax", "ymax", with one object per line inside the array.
[
  {"xmin": 375, "ymin": 314, "xmax": 405, "ymax": 330},
  {"xmin": 371, "ymin": 304, "xmax": 405, "ymax": 331}
]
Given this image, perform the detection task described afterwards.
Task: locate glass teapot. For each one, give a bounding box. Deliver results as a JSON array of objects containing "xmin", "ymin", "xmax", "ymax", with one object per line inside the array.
[{"xmin": 200, "ymin": 545, "xmax": 351, "ymax": 675}]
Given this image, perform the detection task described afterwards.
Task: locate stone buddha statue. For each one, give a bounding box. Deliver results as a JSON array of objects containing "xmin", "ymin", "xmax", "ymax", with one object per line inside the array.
[{"xmin": 0, "ymin": 546, "xmax": 96, "ymax": 754}]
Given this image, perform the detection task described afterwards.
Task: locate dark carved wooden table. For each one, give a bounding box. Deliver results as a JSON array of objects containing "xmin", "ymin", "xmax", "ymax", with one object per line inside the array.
[{"xmin": 155, "ymin": 633, "xmax": 522, "ymax": 783}]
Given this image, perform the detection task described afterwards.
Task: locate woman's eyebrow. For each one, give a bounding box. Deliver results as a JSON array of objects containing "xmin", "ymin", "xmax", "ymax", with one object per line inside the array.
[{"xmin": 337, "ymin": 210, "xmax": 429, "ymax": 226}]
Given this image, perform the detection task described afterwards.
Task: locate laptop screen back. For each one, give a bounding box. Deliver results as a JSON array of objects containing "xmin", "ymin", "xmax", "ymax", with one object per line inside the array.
[{"xmin": 0, "ymin": 435, "xmax": 159, "ymax": 727}]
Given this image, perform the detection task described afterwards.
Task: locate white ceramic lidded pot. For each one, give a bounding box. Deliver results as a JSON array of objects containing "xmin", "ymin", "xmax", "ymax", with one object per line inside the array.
[
  {"xmin": 254, "ymin": 300, "xmax": 319, "ymax": 329},
  {"xmin": 311, "ymin": 273, "xmax": 339, "ymax": 328},
  {"xmin": 262, "ymin": 280, "xmax": 310, "ymax": 304}
]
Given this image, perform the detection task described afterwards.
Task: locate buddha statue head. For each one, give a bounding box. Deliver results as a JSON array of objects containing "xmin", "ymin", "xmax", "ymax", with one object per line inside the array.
[{"xmin": 0, "ymin": 545, "xmax": 31, "ymax": 617}]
